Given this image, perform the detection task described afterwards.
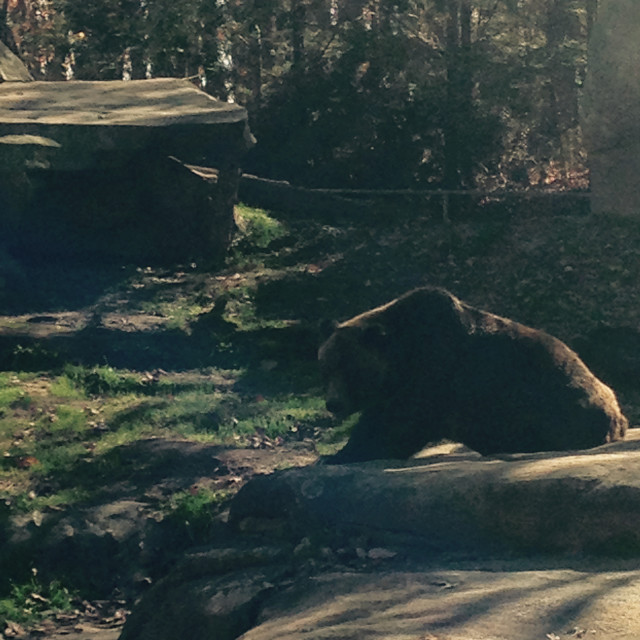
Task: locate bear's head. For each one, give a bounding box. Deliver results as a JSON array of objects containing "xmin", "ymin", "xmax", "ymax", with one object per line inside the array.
[
  {"xmin": 318, "ymin": 287, "xmax": 472, "ymax": 417},
  {"xmin": 318, "ymin": 321, "xmax": 389, "ymax": 417}
]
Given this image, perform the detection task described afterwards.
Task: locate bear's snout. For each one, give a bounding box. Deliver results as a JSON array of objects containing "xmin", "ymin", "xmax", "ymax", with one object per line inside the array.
[{"xmin": 324, "ymin": 377, "xmax": 353, "ymax": 416}]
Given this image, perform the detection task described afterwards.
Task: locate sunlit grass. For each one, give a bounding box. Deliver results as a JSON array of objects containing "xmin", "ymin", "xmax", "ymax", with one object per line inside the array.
[
  {"xmin": 62, "ymin": 364, "xmax": 144, "ymax": 396},
  {"xmin": 46, "ymin": 405, "xmax": 86, "ymax": 435},
  {"xmin": 0, "ymin": 201, "xmax": 332, "ymax": 608},
  {"xmin": 49, "ymin": 375, "xmax": 85, "ymax": 399},
  {"xmin": 0, "ymin": 386, "xmax": 24, "ymax": 409},
  {"xmin": 234, "ymin": 204, "xmax": 287, "ymax": 249},
  {"xmin": 0, "ymin": 574, "xmax": 75, "ymax": 626},
  {"xmin": 162, "ymin": 487, "xmax": 232, "ymax": 544},
  {"xmin": 231, "ymin": 395, "xmax": 327, "ymax": 439},
  {"xmin": 10, "ymin": 486, "xmax": 92, "ymax": 514},
  {"xmin": 137, "ymin": 298, "xmax": 209, "ymax": 331}
]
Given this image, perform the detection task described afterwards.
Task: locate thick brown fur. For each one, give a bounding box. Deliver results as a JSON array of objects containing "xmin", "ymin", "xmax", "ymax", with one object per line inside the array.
[{"xmin": 318, "ymin": 287, "xmax": 628, "ymax": 463}]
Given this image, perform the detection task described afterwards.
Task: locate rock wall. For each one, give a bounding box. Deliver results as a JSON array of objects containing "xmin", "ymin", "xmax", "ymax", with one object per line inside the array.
[{"xmin": 582, "ymin": 0, "xmax": 640, "ymax": 215}]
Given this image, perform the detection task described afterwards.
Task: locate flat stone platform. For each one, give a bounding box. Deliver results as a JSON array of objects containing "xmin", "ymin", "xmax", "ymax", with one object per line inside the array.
[
  {"xmin": 0, "ymin": 78, "xmax": 252, "ymax": 261},
  {"xmin": 0, "ymin": 78, "xmax": 251, "ymax": 172},
  {"xmin": 0, "ymin": 78, "xmax": 247, "ymax": 127}
]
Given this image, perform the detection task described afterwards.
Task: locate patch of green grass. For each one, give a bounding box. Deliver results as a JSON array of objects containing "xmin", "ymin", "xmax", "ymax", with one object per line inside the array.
[
  {"xmin": 11, "ymin": 393, "xmax": 34, "ymax": 411},
  {"xmin": 138, "ymin": 298, "xmax": 207, "ymax": 331},
  {"xmin": 231, "ymin": 395, "xmax": 327, "ymax": 439},
  {"xmin": 62, "ymin": 364, "xmax": 143, "ymax": 396},
  {"xmin": 222, "ymin": 285, "xmax": 261, "ymax": 330},
  {"xmin": 234, "ymin": 204, "xmax": 287, "ymax": 250},
  {"xmin": 30, "ymin": 442, "xmax": 88, "ymax": 477},
  {"xmin": 92, "ymin": 386, "xmax": 329, "ymax": 446},
  {"xmin": 47, "ymin": 405, "xmax": 86, "ymax": 435},
  {"xmin": 49, "ymin": 375, "xmax": 85, "ymax": 399},
  {"xmin": 0, "ymin": 573, "xmax": 75, "ymax": 627},
  {"xmin": 0, "ymin": 372, "xmax": 38, "ymax": 386},
  {"xmin": 9, "ymin": 487, "xmax": 91, "ymax": 514},
  {"xmin": 0, "ymin": 386, "xmax": 24, "ymax": 409},
  {"xmin": 164, "ymin": 307, "xmax": 202, "ymax": 331},
  {"xmin": 3, "ymin": 343, "xmax": 61, "ymax": 371},
  {"xmin": 103, "ymin": 394, "xmax": 221, "ymax": 439},
  {"xmin": 164, "ymin": 487, "xmax": 231, "ymax": 544},
  {"xmin": 0, "ymin": 372, "xmax": 14, "ymax": 386}
]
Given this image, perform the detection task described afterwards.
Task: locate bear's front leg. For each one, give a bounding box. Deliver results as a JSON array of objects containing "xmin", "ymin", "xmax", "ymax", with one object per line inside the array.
[{"xmin": 321, "ymin": 405, "xmax": 430, "ymax": 464}]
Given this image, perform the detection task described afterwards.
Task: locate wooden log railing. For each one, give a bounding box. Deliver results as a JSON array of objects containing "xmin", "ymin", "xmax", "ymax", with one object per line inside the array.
[{"xmin": 239, "ymin": 173, "xmax": 592, "ymax": 221}]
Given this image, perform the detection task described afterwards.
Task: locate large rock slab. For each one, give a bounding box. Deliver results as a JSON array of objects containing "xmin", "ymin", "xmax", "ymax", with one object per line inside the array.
[
  {"xmin": 582, "ymin": 0, "xmax": 640, "ymax": 215},
  {"xmin": 120, "ymin": 549, "xmax": 640, "ymax": 640},
  {"xmin": 120, "ymin": 433, "xmax": 640, "ymax": 640},
  {"xmin": 0, "ymin": 78, "xmax": 245, "ymax": 126},
  {"xmin": 0, "ymin": 78, "xmax": 254, "ymax": 264},
  {"xmin": 231, "ymin": 430, "xmax": 640, "ymax": 554},
  {"xmin": 0, "ymin": 78, "xmax": 251, "ymax": 171},
  {"xmin": 241, "ymin": 564, "xmax": 640, "ymax": 640}
]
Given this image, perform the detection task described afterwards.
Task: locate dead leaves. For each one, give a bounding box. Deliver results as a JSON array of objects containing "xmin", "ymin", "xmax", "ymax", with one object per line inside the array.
[
  {"xmin": 2, "ymin": 621, "xmax": 26, "ymax": 638},
  {"xmin": 3, "ymin": 598, "xmax": 129, "ymax": 639},
  {"xmin": 245, "ymin": 427, "xmax": 284, "ymax": 450},
  {"xmin": 546, "ymin": 628, "xmax": 597, "ymax": 639}
]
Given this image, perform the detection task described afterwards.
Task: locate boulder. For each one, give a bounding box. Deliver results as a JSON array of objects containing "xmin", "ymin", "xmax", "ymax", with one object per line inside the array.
[
  {"xmin": 120, "ymin": 555, "xmax": 640, "ymax": 640},
  {"xmin": 119, "ymin": 433, "xmax": 640, "ymax": 640},
  {"xmin": 231, "ymin": 431, "xmax": 640, "ymax": 555},
  {"xmin": 0, "ymin": 78, "xmax": 253, "ymax": 264},
  {"xmin": 119, "ymin": 547, "xmax": 289, "ymax": 640}
]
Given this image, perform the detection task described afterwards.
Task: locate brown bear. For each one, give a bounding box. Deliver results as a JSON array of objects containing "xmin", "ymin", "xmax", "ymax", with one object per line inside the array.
[{"xmin": 318, "ymin": 287, "xmax": 628, "ymax": 463}]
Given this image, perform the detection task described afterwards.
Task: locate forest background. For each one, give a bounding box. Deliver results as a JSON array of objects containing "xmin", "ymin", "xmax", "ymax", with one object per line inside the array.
[{"xmin": 1, "ymin": 0, "xmax": 597, "ymax": 194}]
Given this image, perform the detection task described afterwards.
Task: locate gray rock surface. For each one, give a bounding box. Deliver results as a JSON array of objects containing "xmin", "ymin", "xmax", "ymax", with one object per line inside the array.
[
  {"xmin": 0, "ymin": 78, "xmax": 250, "ymax": 172},
  {"xmin": 0, "ymin": 78, "xmax": 246, "ymax": 126},
  {"xmin": 119, "ymin": 549, "xmax": 640, "ymax": 640},
  {"xmin": 120, "ymin": 553, "xmax": 640, "ymax": 640},
  {"xmin": 119, "ymin": 547, "xmax": 290, "ymax": 640},
  {"xmin": 119, "ymin": 431, "xmax": 640, "ymax": 640},
  {"xmin": 231, "ymin": 430, "xmax": 640, "ymax": 554},
  {"xmin": 582, "ymin": 0, "xmax": 640, "ymax": 215},
  {"xmin": 240, "ymin": 564, "xmax": 640, "ymax": 640}
]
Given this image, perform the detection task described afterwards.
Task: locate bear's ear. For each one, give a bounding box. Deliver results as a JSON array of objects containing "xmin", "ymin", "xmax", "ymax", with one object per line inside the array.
[
  {"xmin": 318, "ymin": 318, "xmax": 339, "ymax": 341},
  {"xmin": 362, "ymin": 322, "xmax": 388, "ymax": 347}
]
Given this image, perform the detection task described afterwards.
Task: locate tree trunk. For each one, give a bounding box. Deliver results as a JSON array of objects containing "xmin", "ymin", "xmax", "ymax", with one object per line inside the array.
[
  {"xmin": 458, "ymin": 0, "xmax": 474, "ymax": 186},
  {"xmin": 544, "ymin": 0, "xmax": 580, "ymax": 150},
  {"xmin": 443, "ymin": 0, "xmax": 459, "ymax": 189},
  {"xmin": 443, "ymin": 0, "xmax": 474, "ymax": 189},
  {"xmin": 249, "ymin": 23, "xmax": 263, "ymax": 110},
  {"xmin": 291, "ymin": 0, "xmax": 306, "ymax": 69},
  {"xmin": 0, "ymin": 0, "xmax": 19, "ymax": 54},
  {"xmin": 586, "ymin": 0, "xmax": 598, "ymax": 39}
]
